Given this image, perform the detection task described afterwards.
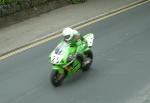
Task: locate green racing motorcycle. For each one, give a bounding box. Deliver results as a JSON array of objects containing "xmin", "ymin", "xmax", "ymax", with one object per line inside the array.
[{"xmin": 48, "ymin": 33, "xmax": 94, "ymax": 87}]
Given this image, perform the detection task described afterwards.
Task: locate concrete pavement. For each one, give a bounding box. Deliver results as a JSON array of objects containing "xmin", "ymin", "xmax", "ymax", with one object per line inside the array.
[{"xmin": 0, "ymin": 0, "xmax": 140, "ymax": 55}]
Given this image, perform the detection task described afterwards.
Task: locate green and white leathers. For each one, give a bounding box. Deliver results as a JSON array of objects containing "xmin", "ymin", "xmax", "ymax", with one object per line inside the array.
[{"xmin": 49, "ymin": 32, "xmax": 94, "ymax": 87}]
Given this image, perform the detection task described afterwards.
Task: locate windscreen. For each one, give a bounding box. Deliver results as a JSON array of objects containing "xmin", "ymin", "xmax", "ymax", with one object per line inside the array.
[{"xmin": 54, "ymin": 42, "xmax": 68, "ymax": 55}]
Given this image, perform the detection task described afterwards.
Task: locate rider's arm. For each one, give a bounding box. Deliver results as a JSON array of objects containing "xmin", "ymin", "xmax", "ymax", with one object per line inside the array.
[
  {"xmin": 76, "ymin": 39, "xmax": 88, "ymax": 54},
  {"xmin": 73, "ymin": 29, "xmax": 88, "ymax": 54}
]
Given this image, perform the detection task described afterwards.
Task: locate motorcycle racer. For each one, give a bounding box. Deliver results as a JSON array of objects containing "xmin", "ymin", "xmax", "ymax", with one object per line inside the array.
[
  {"xmin": 62, "ymin": 27, "xmax": 88, "ymax": 55},
  {"xmin": 49, "ymin": 27, "xmax": 94, "ymax": 86}
]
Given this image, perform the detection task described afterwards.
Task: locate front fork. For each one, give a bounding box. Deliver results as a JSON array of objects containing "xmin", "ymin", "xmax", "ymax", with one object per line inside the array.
[
  {"xmin": 52, "ymin": 65, "xmax": 64, "ymax": 74},
  {"xmin": 52, "ymin": 65, "xmax": 70, "ymax": 79}
]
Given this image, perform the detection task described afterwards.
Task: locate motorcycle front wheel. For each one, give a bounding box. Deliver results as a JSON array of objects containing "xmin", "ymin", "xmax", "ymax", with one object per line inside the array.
[{"xmin": 50, "ymin": 70, "xmax": 65, "ymax": 87}]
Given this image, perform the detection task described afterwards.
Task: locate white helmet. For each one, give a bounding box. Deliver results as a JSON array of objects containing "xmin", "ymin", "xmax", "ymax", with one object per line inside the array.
[{"xmin": 62, "ymin": 27, "xmax": 74, "ymax": 42}]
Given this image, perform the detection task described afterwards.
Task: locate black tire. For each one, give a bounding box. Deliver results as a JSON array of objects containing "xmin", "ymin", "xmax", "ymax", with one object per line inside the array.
[
  {"xmin": 50, "ymin": 70, "xmax": 65, "ymax": 87},
  {"xmin": 82, "ymin": 50, "xmax": 93, "ymax": 72}
]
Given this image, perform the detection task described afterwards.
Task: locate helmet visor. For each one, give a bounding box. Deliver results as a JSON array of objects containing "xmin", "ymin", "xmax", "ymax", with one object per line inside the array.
[{"xmin": 64, "ymin": 35, "xmax": 71, "ymax": 41}]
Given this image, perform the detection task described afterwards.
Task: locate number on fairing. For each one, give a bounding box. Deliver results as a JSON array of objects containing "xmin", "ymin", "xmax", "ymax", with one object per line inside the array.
[{"xmin": 51, "ymin": 54, "xmax": 63, "ymax": 64}]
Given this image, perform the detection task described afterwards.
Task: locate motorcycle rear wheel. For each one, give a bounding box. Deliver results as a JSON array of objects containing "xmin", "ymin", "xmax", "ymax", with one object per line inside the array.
[{"xmin": 82, "ymin": 50, "xmax": 93, "ymax": 72}]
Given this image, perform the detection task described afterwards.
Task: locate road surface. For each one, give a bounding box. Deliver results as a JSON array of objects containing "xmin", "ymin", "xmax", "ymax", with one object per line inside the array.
[{"xmin": 0, "ymin": 2, "xmax": 150, "ymax": 103}]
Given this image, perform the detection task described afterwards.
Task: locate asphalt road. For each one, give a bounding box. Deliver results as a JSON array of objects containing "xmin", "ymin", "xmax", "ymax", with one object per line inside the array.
[{"xmin": 0, "ymin": 2, "xmax": 150, "ymax": 103}]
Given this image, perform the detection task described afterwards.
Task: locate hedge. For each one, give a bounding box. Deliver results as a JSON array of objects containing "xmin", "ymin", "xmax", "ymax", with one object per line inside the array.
[
  {"xmin": 0, "ymin": 0, "xmax": 87, "ymax": 17},
  {"xmin": 0, "ymin": 0, "xmax": 16, "ymax": 5},
  {"xmin": 0, "ymin": 0, "xmax": 57, "ymax": 16},
  {"xmin": 0, "ymin": 0, "xmax": 56, "ymax": 6},
  {"xmin": 0, "ymin": 0, "xmax": 86, "ymax": 5},
  {"xmin": 66, "ymin": 0, "xmax": 87, "ymax": 4}
]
